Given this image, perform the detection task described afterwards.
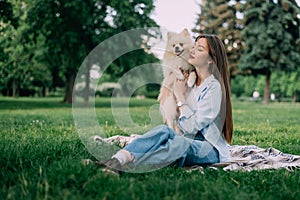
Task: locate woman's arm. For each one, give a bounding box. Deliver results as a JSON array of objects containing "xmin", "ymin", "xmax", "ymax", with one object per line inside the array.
[{"xmin": 178, "ymin": 80, "xmax": 222, "ymax": 135}]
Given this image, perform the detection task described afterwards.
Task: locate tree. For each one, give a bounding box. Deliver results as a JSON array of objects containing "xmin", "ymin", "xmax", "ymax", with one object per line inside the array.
[
  {"xmin": 0, "ymin": 0, "xmax": 51, "ymax": 97},
  {"xmin": 26, "ymin": 0, "xmax": 159, "ymax": 104},
  {"xmin": 287, "ymin": 69, "xmax": 300, "ymax": 102},
  {"xmin": 193, "ymin": 0, "xmax": 245, "ymax": 77},
  {"xmin": 26, "ymin": 1, "xmax": 98, "ymax": 103},
  {"xmin": 0, "ymin": 0, "xmax": 18, "ymax": 26},
  {"xmin": 239, "ymin": 0, "xmax": 300, "ymax": 104}
]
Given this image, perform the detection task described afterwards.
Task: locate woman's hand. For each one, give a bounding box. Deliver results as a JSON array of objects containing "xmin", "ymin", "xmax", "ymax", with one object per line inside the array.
[{"xmin": 173, "ymin": 77, "xmax": 188, "ymax": 102}]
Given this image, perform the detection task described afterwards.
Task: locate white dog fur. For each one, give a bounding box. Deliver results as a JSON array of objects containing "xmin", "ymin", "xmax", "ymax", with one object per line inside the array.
[{"xmin": 158, "ymin": 28, "xmax": 196, "ymax": 134}]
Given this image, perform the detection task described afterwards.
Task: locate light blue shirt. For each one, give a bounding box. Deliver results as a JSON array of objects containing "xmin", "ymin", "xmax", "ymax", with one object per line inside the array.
[{"xmin": 178, "ymin": 75, "xmax": 231, "ymax": 162}]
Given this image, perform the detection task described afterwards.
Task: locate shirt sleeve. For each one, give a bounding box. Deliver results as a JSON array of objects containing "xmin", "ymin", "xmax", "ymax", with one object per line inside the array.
[{"xmin": 178, "ymin": 80, "xmax": 222, "ymax": 135}]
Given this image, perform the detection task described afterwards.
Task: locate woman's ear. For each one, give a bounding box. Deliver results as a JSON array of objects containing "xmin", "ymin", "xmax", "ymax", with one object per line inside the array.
[{"xmin": 208, "ymin": 57, "xmax": 213, "ymax": 65}]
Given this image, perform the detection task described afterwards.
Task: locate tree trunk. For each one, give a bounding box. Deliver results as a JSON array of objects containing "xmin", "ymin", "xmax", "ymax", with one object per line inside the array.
[
  {"xmin": 45, "ymin": 87, "xmax": 49, "ymax": 97},
  {"xmin": 292, "ymin": 91, "xmax": 298, "ymax": 102},
  {"xmin": 83, "ymin": 58, "xmax": 91, "ymax": 107},
  {"xmin": 6, "ymin": 82, "xmax": 10, "ymax": 96},
  {"xmin": 12, "ymin": 79, "xmax": 16, "ymax": 97},
  {"xmin": 63, "ymin": 74, "xmax": 76, "ymax": 103},
  {"xmin": 263, "ymin": 71, "xmax": 271, "ymax": 105}
]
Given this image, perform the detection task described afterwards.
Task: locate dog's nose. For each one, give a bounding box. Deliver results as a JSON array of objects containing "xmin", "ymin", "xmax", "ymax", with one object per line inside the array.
[{"xmin": 175, "ymin": 46, "xmax": 180, "ymax": 52}]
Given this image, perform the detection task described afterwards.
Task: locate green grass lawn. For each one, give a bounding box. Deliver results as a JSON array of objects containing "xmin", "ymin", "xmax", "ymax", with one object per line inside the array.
[{"xmin": 0, "ymin": 97, "xmax": 299, "ymax": 200}]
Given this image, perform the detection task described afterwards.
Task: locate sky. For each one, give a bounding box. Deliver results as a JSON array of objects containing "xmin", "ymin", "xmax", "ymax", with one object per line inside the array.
[
  {"xmin": 149, "ymin": 0, "xmax": 200, "ymax": 58},
  {"xmin": 151, "ymin": 0, "xmax": 300, "ymax": 34},
  {"xmin": 151, "ymin": 0, "xmax": 200, "ymax": 33}
]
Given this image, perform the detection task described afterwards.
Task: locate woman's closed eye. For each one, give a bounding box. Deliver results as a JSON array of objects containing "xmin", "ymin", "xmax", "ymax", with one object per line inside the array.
[{"xmin": 198, "ymin": 47, "xmax": 204, "ymax": 51}]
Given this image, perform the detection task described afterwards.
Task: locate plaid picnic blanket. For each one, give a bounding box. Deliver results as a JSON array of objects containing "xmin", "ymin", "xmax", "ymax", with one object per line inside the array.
[
  {"xmin": 221, "ymin": 145, "xmax": 300, "ymax": 171},
  {"xmin": 93, "ymin": 134, "xmax": 300, "ymax": 171}
]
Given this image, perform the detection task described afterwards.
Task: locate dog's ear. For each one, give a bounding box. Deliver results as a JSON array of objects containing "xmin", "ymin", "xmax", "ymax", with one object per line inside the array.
[{"xmin": 182, "ymin": 28, "xmax": 190, "ymax": 37}]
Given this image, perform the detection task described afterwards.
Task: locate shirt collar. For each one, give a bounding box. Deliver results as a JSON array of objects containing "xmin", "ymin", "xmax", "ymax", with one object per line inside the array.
[
  {"xmin": 195, "ymin": 74, "xmax": 215, "ymax": 90},
  {"xmin": 192, "ymin": 74, "xmax": 215, "ymax": 99}
]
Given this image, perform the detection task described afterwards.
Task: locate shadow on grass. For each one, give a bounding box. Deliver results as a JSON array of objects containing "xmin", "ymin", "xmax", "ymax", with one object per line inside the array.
[
  {"xmin": 0, "ymin": 97, "xmax": 158, "ymax": 110},
  {"xmin": 0, "ymin": 98, "xmax": 70, "ymax": 110}
]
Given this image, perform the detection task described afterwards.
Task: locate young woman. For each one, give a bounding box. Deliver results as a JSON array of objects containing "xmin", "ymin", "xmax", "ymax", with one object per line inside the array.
[{"xmin": 102, "ymin": 34, "xmax": 233, "ymax": 175}]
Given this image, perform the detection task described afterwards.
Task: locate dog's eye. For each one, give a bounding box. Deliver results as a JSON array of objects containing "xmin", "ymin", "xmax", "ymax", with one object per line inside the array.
[
  {"xmin": 179, "ymin": 43, "xmax": 183, "ymax": 46},
  {"xmin": 172, "ymin": 44, "xmax": 175, "ymax": 47}
]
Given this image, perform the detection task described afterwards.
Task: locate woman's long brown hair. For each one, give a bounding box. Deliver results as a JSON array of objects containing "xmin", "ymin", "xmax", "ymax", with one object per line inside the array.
[{"xmin": 195, "ymin": 34, "xmax": 233, "ymax": 144}]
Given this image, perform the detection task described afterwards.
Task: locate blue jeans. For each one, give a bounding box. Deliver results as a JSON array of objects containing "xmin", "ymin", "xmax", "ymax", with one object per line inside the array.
[{"xmin": 124, "ymin": 125, "xmax": 219, "ymax": 170}]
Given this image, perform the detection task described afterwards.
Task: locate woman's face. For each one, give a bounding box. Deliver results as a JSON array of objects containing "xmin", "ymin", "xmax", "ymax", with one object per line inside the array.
[{"xmin": 188, "ymin": 38, "xmax": 211, "ymax": 68}]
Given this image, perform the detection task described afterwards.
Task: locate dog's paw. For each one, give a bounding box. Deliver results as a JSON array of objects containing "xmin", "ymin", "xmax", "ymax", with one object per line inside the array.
[
  {"xmin": 177, "ymin": 73, "xmax": 185, "ymax": 80},
  {"xmin": 173, "ymin": 69, "xmax": 185, "ymax": 80},
  {"xmin": 187, "ymin": 72, "xmax": 197, "ymax": 87},
  {"xmin": 187, "ymin": 80, "xmax": 194, "ymax": 87}
]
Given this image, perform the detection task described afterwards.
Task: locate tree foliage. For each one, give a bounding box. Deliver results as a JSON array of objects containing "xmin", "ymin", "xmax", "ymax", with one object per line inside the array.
[
  {"xmin": 0, "ymin": 0, "xmax": 51, "ymax": 96},
  {"xmin": 0, "ymin": 0, "xmax": 159, "ymax": 102},
  {"xmin": 0, "ymin": 0, "xmax": 17, "ymax": 26},
  {"xmin": 193, "ymin": 0, "xmax": 245, "ymax": 76},
  {"xmin": 239, "ymin": 0, "xmax": 300, "ymax": 104}
]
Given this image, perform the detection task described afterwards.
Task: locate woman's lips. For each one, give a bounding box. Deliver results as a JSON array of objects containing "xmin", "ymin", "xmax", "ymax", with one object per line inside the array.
[{"xmin": 189, "ymin": 54, "xmax": 194, "ymax": 59}]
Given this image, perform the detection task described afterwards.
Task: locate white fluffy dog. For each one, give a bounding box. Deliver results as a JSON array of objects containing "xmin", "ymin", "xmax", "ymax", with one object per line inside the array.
[{"xmin": 158, "ymin": 28, "xmax": 196, "ymax": 134}]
